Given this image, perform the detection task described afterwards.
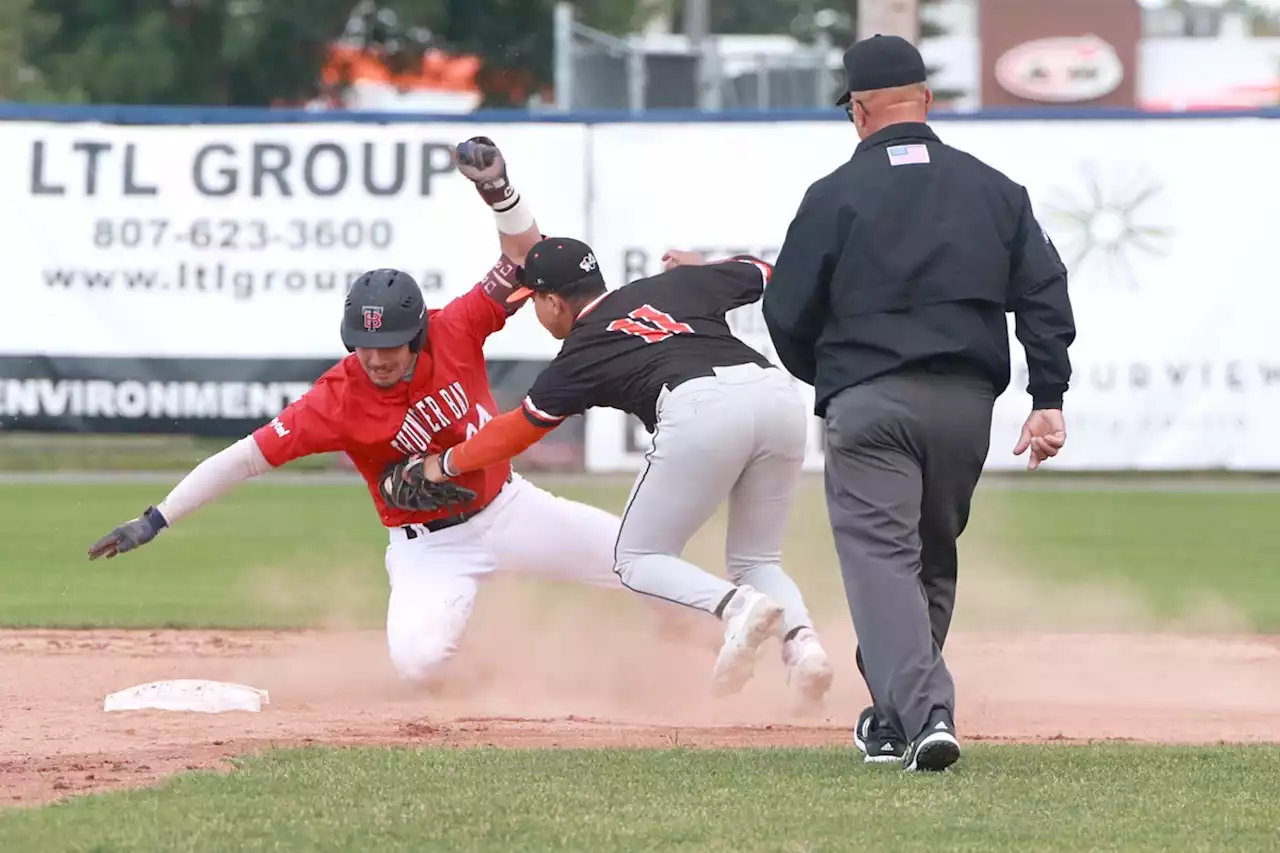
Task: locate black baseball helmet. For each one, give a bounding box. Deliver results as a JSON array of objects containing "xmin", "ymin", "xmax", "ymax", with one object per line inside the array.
[{"xmin": 341, "ymin": 268, "xmax": 427, "ymax": 353}]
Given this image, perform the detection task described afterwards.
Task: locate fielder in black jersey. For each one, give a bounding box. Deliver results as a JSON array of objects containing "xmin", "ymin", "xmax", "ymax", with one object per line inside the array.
[
  {"xmin": 423, "ymin": 236, "xmax": 835, "ymax": 711},
  {"xmin": 518, "ymin": 247, "xmax": 773, "ymax": 432}
]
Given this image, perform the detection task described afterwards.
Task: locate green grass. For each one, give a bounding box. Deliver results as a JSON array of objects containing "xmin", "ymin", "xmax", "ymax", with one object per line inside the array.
[
  {"xmin": 0, "ymin": 433, "xmax": 344, "ymax": 472},
  {"xmin": 3, "ymin": 477, "xmax": 1280, "ymax": 630},
  {"xmin": 2, "ymin": 745, "xmax": 1278, "ymax": 852},
  {"xmin": 4, "ymin": 467, "xmax": 1279, "ymax": 848},
  {"xmin": 985, "ymin": 490, "xmax": 1280, "ymax": 625}
]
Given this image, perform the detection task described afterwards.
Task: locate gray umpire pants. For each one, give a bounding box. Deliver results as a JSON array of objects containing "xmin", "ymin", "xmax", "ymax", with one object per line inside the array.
[
  {"xmin": 613, "ymin": 363, "xmax": 815, "ymax": 636},
  {"xmin": 822, "ymin": 366, "xmax": 994, "ymax": 743}
]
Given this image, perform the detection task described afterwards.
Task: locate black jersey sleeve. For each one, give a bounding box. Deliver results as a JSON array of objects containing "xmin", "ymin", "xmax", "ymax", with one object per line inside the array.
[
  {"xmin": 520, "ymin": 347, "xmax": 597, "ymax": 428},
  {"xmin": 696, "ymin": 255, "xmax": 773, "ymax": 312},
  {"xmin": 1008, "ymin": 189, "xmax": 1076, "ymax": 410}
]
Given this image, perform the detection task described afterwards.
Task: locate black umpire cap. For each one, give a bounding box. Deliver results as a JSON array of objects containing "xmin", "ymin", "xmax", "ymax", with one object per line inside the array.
[
  {"xmin": 835, "ymin": 34, "xmax": 928, "ymax": 106},
  {"xmin": 507, "ymin": 236, "xmax": 605, "ymax": 303}
]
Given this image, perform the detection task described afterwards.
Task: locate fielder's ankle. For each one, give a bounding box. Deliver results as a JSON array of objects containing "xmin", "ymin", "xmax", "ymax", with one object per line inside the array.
[
  {"xmin": 783, "ymin": 625, "xmax": 809, "ymax": 643},
  {"xmin": 713, "ymin": 589, "xmax": 737, "ymax": 619}
]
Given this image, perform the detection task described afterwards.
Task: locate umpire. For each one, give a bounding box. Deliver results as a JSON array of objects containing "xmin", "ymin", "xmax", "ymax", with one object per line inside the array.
[{"xmin": 762, "ymin": 35, "xmax": 1076, "ymax": 772}]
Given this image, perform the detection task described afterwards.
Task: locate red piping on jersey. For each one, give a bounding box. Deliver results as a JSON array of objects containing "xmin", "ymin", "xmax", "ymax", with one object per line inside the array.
[
  {"xmin": 446, "ymin": 408, "xmax": 549, "ymax": 474},
  {"xmin": 576, "ymin": 291, "xmax": 610, "ymax": 320}
]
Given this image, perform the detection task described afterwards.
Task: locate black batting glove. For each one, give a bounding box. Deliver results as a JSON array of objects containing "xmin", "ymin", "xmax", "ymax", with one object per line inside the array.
[{"xmin": 88, "ymin": 506, "xmax": 168, "ymax": 560}]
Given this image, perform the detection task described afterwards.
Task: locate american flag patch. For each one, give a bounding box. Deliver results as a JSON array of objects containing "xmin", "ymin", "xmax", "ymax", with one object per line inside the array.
[{"xmin": 887, "ymin": 144, "xmax": 930, "ymax": 166}]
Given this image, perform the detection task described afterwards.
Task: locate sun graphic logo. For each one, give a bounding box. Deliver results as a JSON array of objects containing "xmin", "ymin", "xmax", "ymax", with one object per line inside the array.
[{"xmin": 1040, "ymin": 162, "xmax": 1173, "ymax": 291}]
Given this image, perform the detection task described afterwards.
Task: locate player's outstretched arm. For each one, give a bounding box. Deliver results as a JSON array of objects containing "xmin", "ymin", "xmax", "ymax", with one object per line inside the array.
[
  {"xmin": 88, "ymin": 378, "xmax": 344, "ymax": 561},
  {"xmin": 422, "ymin": 408, "xmax": 552, "ymax": 483},
  {"xmin": 86, "ymin": 436, "xmax": 272, "ymax": 560},
  {"xmin": 662, "ymin": 249, "xmax": 774, "ymax": 311},
  {"xmin": 455, "ymin": 137, "xmax": 541, "ymax": 266}
]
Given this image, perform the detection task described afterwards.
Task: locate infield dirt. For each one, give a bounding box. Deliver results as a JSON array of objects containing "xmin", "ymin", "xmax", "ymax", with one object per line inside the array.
[{"xmin": 4, "ymin": 578, "xmax": 1279, "ymax": 807}]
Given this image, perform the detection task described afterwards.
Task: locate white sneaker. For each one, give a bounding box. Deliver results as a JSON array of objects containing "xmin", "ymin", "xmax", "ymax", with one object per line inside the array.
[
  {"xmin": 782, "ymin": 628, "xmax": 835, "ymax": 715},
  {"xmin": 711, "ymin": 586, "xmax": 784, "ymax": 696}
]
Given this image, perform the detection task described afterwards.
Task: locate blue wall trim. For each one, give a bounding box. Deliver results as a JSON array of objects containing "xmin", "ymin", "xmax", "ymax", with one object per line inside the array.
[{"xmin": 1, "ymin": 102, "xmax": 1279, "ymax": 125}]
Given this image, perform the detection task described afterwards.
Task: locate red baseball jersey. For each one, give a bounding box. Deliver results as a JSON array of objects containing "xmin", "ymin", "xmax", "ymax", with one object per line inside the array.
[{"xmin": 253, "ymin": 276, "xmax": 512, "ymax": 528}]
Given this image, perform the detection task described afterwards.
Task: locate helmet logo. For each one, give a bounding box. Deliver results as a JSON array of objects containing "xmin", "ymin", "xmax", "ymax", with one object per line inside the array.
[{"xmin": 362, "ymin": 305, "xmax": 384, "ymax": 331}]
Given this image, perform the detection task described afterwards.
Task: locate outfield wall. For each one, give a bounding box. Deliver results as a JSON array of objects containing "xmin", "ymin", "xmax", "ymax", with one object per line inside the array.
[{"xmin": 1, "ymin": 105, "xmax": 1278, "ymax": 471}]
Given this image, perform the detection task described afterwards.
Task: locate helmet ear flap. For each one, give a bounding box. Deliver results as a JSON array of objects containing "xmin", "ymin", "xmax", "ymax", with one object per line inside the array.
[{"xmin": 407, "ymin": 319, "xmax": 427, "ymax": 353}]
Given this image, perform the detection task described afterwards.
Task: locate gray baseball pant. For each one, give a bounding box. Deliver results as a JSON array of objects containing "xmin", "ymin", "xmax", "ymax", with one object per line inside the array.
[
  {"xmin": 822, "ymin": 367, "xmax": 994, "ymax": 743},
  {"xmin": 613, "ymin": 363, "xmax": 814, "ymax": 636}
]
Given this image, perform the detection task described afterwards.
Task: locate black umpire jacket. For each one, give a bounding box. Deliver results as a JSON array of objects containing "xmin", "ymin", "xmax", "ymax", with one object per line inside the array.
[{"xmin": 762, "ymin": 122, "xmax": 1076, "ymax": 417}]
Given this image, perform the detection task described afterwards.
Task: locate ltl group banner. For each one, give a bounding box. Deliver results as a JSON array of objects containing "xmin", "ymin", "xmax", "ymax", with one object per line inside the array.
[{"xmin": 2, "ymin": 115, "xmax": 1278, "ymax": 470}]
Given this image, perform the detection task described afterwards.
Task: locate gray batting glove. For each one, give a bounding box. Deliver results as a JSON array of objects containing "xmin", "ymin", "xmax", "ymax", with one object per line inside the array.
[
  {"xmin": 454, "ymin": 136, "xmax": 515, "ymax": 208},
  {"xmin": 88, "ymin": 506, "xmax": 168, "ymax": 560}
]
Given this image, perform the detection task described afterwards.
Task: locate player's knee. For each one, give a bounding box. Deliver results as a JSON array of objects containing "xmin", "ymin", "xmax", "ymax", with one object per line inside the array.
[
  {"xmin": 612, "ymin": 551, "xmax": 652, "ymax": 587},
  {"xmin": 613, "ymin": 536, "xmax": 669, "ymax": 570},
  {"xmin": 387, "ymin": 632, "xmax": 458, "ymax": 684}
]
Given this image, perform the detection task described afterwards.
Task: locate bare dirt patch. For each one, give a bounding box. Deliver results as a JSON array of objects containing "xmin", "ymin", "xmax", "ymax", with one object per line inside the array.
[{"xmin": 4, "ymin": 582, "xmax": 1280, "ymax": 807}]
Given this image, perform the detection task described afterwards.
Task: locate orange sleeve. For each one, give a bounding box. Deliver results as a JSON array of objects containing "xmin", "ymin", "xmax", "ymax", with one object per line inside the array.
[{"xmin": 445, "ymin": 408, "xmax": 551, "ymax": 475}]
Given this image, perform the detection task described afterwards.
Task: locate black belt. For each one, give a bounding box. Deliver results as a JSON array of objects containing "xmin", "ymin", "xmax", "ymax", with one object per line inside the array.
[
  {"xmin": 400, "ymin": 470, "xmax": 512, "ymax": 539},
  {"xmin": 901, "ymin": 356, "xmax": 992, "ymax": 383}
]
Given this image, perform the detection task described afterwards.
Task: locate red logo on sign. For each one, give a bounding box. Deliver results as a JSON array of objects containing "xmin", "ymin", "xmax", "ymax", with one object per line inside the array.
[
  {"xmin": 994, "ymin": 35, "xmax": 1124, "ymax": 104},
  {"xmin": 362, "ymin": 306, "xmax": 384, "ymax": 331},
  {"xmin": 607, "ymin": 304, "xmax": 695, "ymax": 344}
]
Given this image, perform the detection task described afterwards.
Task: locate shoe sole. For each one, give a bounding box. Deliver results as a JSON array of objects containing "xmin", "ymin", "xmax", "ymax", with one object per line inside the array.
[
  {"xmin": 794, "ymin": 655, "xmax": 835, "ymax": 699},
  {"xmin": 711, "ymin": 599, "xmax": 784, "ymax": 695},
  {"xmin": 787, "ymin": 654, "xmax": 835, "ymax": 714},
  {"xmin": 904, "ymin": 732, "xmax": 961, "ymax": 772}
]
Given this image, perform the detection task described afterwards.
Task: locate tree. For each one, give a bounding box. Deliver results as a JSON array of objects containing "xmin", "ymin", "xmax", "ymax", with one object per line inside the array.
[
  {"xmin": 23, "ymin": 0, "xmax": 389, "ymax": 105},
  {"xmin": 12, "ymin": 0, "xmax": 642, "ymax": 107},
  {"xmin": 665, "ymin": 0, "xmax": 807, "ymax": 35},
  {"xmin": 918, "ymin": 0, "xmax": 963, "ymax": 105},
  {"xmin": 429, "ymin": 0, "xmax": 645, "ymax": 107},
  {"xmin": 0, "ymin": 0, "xmax": 77, "ymax": 101}
]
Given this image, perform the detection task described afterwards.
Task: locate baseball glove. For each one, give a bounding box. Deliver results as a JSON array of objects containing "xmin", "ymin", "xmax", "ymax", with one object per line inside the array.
[{"xmin": 378, "ymin": 455, "xmax": 477, "ymax": 514}]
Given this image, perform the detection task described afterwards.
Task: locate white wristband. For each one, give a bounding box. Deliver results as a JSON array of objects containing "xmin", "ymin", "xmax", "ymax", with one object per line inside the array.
[
  {"xmin": 493, "ymin": 195, "xmax": 535, "ymax": 235},
  {"xmin": 441, "ymin": 447, "xmax": 460, "ymax": 478}
]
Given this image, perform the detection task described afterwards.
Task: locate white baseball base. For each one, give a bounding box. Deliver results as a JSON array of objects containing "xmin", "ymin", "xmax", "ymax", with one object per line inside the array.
[{"xmin": 103, "ymin": 679, "xmax": 269, "ymax": 714}]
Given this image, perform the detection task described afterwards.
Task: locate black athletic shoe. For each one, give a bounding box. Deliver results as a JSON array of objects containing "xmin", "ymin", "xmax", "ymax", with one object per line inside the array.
[
  {"xmin": 853, "ymin": 706, "xmax": 907, "ymax": 764},
  {"xmin": 902, "ymin": 706, "xmax": 961, "ymax": 772}
]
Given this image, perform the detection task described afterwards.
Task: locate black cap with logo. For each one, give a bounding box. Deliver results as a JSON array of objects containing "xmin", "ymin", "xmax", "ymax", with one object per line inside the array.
[
  {"xmin": 506, "ymin": 236, "xmax": 606, "ymax": 304},
  {"xmin": 835, "ymin": 34, "xmax": 928, "ymax": 105}
]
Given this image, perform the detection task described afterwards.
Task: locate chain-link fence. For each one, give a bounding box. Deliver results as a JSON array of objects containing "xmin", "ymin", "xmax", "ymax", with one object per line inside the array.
[{"xmin": 550, "ymin": 2, "xmax": 844, "ymax": 113}]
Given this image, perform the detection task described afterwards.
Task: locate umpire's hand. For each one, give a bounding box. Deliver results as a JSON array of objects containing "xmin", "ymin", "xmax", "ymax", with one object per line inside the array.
[{"xmin": 1014, "ymin": 409, "xmax": 1066, "ymax": 471}]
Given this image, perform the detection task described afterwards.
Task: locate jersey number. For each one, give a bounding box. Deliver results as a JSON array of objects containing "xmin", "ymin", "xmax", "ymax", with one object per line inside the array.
[
  {"xmin": 607, "ymin": 305, "xmax": 695, "ymax": 344},
  {"xmin": 464, "ymin": 403, "xmax": 493, "ymax": 440}
]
